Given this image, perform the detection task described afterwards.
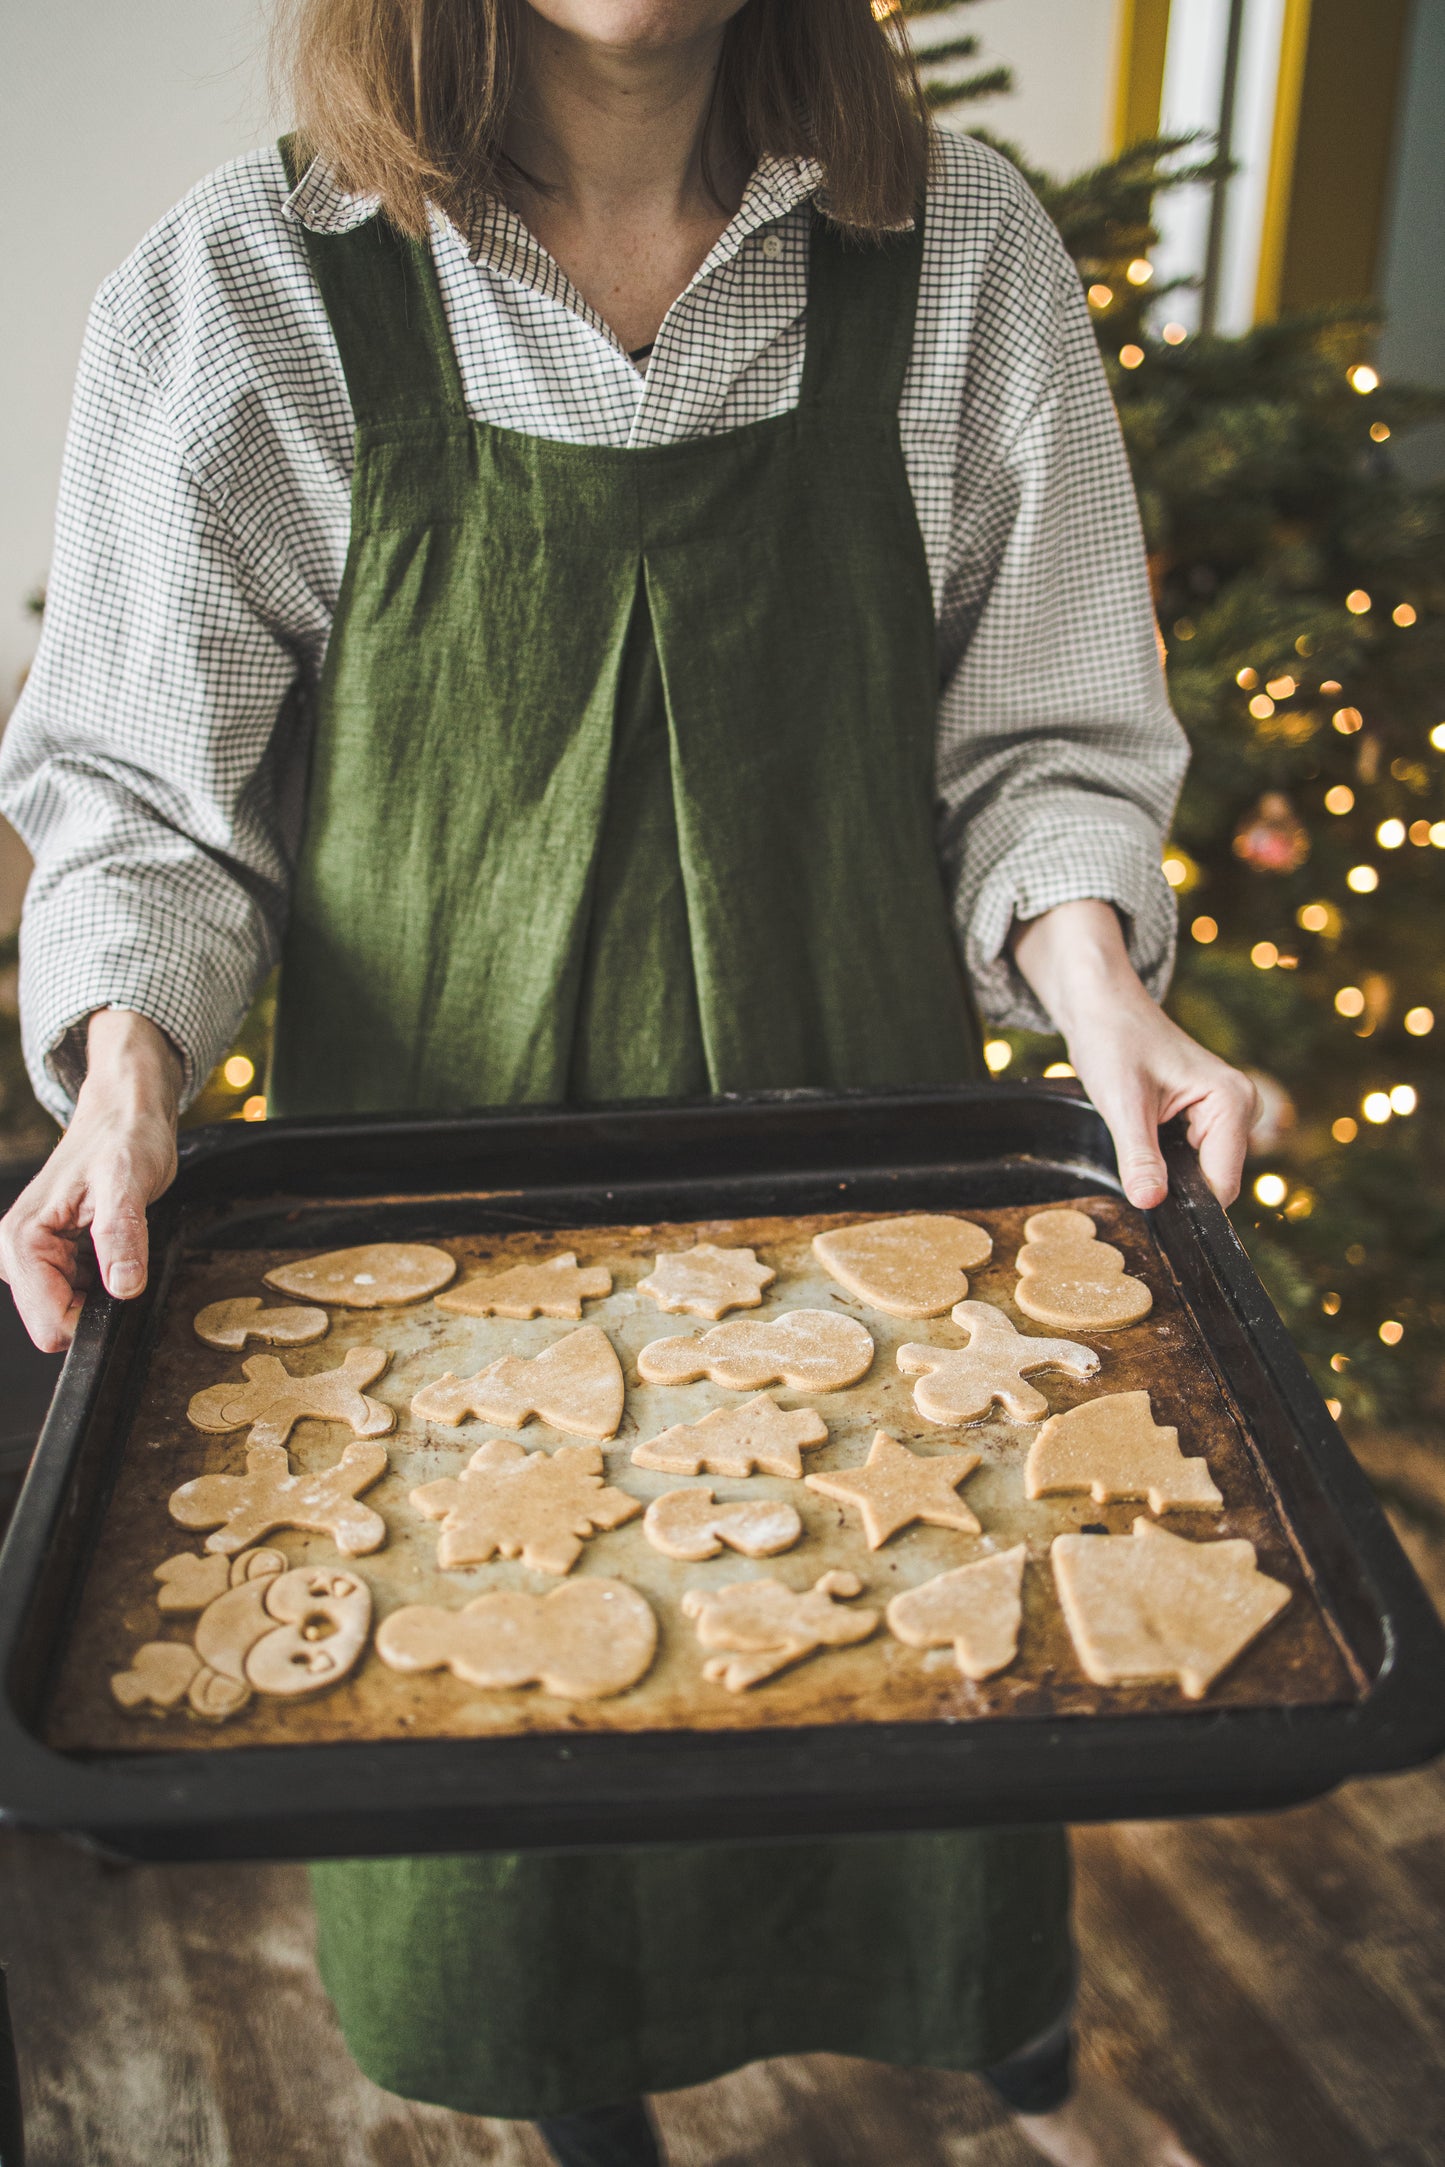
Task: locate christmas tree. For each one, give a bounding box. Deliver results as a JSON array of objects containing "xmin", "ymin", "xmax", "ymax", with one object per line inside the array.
[{"xmin": 908, "ymin": 0, "xmax": 1445, "ymax": 1427}]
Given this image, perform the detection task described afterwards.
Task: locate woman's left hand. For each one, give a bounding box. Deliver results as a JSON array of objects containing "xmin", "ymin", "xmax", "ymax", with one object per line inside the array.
[{"xmin": 1011, "ymin": 898, "xmax": 1258, "ymax": 1210}]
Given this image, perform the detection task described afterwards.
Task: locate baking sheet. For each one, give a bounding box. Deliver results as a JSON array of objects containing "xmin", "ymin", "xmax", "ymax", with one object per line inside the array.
[{"xmin": 46, "ymin": 1194, "xmax": 1357, "ymax": 1754}]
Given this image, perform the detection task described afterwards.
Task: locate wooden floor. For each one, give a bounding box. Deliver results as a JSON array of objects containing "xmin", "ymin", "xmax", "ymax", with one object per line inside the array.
[{"xmin": 5, "ymin": 1450, "xmax": 1444, "ymax": 2167}]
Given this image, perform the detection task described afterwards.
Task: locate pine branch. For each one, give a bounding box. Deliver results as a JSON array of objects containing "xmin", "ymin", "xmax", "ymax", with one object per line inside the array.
[{"xmin": 924, "ymin": 65, "xmax": 1013, "ymax": 111}]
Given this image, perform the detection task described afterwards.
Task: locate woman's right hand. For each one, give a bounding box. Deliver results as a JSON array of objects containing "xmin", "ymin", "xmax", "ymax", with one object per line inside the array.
[{"xmin": 0, "ymin": 1008, "xmax": 182, "ymax": 1352}]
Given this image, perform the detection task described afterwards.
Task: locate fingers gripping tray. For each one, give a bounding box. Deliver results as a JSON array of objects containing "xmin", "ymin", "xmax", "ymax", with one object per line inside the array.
[{"xmin": 0, "ymin": 1086, "xmax": 1440, "ymax": 1863}]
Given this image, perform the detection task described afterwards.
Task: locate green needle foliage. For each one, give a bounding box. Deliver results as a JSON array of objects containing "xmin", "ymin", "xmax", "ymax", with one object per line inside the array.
[{"xmin": 908, "ymin": 0, "xmax": 1445, "ymax": 1425}]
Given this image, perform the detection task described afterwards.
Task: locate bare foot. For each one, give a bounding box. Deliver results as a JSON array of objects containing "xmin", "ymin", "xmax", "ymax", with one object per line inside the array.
[{"xmin": 1014, "ymin": 2070, "xmax": 1208, "ymax": 2167}]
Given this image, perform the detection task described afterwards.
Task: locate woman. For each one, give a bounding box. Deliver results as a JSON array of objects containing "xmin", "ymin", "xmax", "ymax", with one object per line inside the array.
[{"xmin": 0, "ymin": 0, "xmax": 1249, "ymax": 2159}]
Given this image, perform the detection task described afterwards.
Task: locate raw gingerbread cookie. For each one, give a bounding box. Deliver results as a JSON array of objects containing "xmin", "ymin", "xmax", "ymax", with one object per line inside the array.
[
  {"xmin": 111, "ymin": 1547, "xmax": 371, "ymax": 1722},
  {"xmin": 436, "ymin": 1253, "xmax": 612, "ymax": 1320},
  {"xmin": 886, "ymin": 1546, "xmax": 1028, "ymax": 1681},
  {"xmin": 1014, "ymin": 1209, "xmax": 1152, "ymax": 1331},
  {"xmin": 193, "ymin": 1298, "xmax": 329, "ymax": 1351},
  {"xmin": 187, "ymin": 1348, "xmax": 395, "ymax": 1451},
  {"xmin": 642, "ymin": 1488, "xmax": 803, "ymax": 1561},
  {"xmin": 637, "ymin": 1311, "xmax": 874, "ymax": 1393},
  {"xmin": 681, "ymin": 1570, "xmax": 878, "ymax": 1691},
  {"xmin": 812, "ymin": 1214, "xmax": 993, "ymax": 1318},
  {"xmin": 1026, "ymin": 1390, "xmax": 1223, "ymax": 1514},
  {"xmin": 377, "ymin": 1578, "xmax": 657, "ymax": 1700},
  {"xmin": 630, "ymin": 1394, "xmax": 828, "ymax": 1480},
  {"xmin": 411, "ymin": 1325, "xmax": 625, "ymax": 1441},
  {"xmin": 169, "ymin": 1439, "xmax": 391, "ymax": 1556},
  {"xmin": 409, "ymin": 1438, "xmax": 642, "ymax": 1574},
  {"xmin": 637, "ymin": 1243, "xmax": 775, "ymax": 1320},
  {"xmin": 897, "ymin": 1301, "xmax": 1100, "ymax": 1425},
  {"xmin": 264, "ymin": 1242, "xmax": 456, "ymax": 1309},
  {"xmin": 805, "ymin": 1430, "xmax": 982, "ymax": 1548},
  {"xmin": 1051, "ymin": 1518, "xmax": 1291, "ymax": 1699}
]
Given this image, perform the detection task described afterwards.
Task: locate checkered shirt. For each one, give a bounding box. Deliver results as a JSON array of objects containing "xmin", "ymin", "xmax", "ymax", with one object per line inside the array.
[{"xmin": 0, "ymin": 128, "xmax": 1186, "ymax": 1120}]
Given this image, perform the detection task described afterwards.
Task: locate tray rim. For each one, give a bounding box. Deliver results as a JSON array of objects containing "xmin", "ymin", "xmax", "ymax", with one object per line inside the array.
[{"xmin": 2, "ymin": 1081, "xmax": 1441, "ymax": 1863}]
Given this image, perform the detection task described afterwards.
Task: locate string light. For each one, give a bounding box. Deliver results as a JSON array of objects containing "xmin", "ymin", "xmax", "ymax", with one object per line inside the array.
[
  {"xmin": 1345, "ymin": 590, "xmax": 1372, "ymax": 614},
  {"xmin": 1126, "ymin": 259, "xmax": 1154, "ymax": 285},
  {"xmin": 1348, "ymin": 364, "xmax": 1380, "ymax": 393},
  {"xmin": 1410, "ymin": 820, "xmax": 1433, "ymax": 845},
  {"xmin": 1320, "ymin": 680, "xmax": 1343, "ymax": 695},
  {"xmin": 1087, "ymin": 283, "xmax": 1113, "ymax": 309},
  {"xmin": 1430, "ymin": 723, "xmax": 1445, "ymax": 751},
  {"xmin": 1326, "ymin": 1397, "xmax": 1343, "ymax": 1419},
  {"xmin": 1249, "ymin": 694, "xmax": 1275, "ymax": 719},
  {"xmin": 1404, "ymin": 1006, "xmax": 1435, "ymax": 1035},
  {"xmin": 1173, "ymin": 618, "xmax": 1196, "ymax": 640},
  {"xmin": 1334, "ymin": 986, "xmax": 1365, "ymax": 1017},
  {"xmin": 1297, "ymin": 902, "xmax": 1335, "ymax": 933},
  {"xmin": 1043, "ymin": 1061, "xmax": 1076, "ymax": 1078},
  {"xmin": 1431, "ymin": 822, "xmax": 1445, "ymax": 846},
  {"xmin": 1162, "ymin": 322, "xmax": 1187, "ymax": 345},
  {"xmin": 1376, "ymin": 818, "xmax": 1406, "ymax": 849},
  {"xmin": 1332, "ymin": 1116, "xmax": 1358, "ymax": 1142},
  {"xmin": 1266, "ymin": 674, "xmax": 1296, "ymax": 699},
  {"xmin": 1296, "ymin": 635, "xmax": 1315, "ymax": 656},
  {"xmin": 1162, "ymin": 855, "xmax": 1188, "ymax": 887},
  {"xmin": 1251, "ymin": 941, "xmax": 1279, "ymax": 969},
  {"xmin": 1253, "ymin": 1173, "xmax": 1287, "ymax": 1207},
  {"xmin": 1379, "ymin": 1320, "xmax": 1404, "ymax": 1345},
  {"xmin": 1330, "ymin": 1353, "xmax": 1349, "ymax": 1373},
  {"xmin": 242, "ymin": 1095, "xmax": 267, "ymax": 1122},
  {"xmin": 1346, "ymin": 864, "xmax": 1379, "ymax": 893},
  {"xmin": 222, "ymin": 1054, "xmax": 254, "ymax": 1090},
  {"xmin": 984, "ymin": 1039, "xmax": 1012, "ymax": 1073},
  {"xmin": 1119, "ymin": 345, "xmax": 1145, "ymax": 370},
  {"xmin": 1393, "ymin": 603, "xmax": 1417, "ymax": 626},
  {"xmin": 1370, "ymin": 421, "xmax": 1392, "ymax": 442},
  {"xmin": 1390, "ymin": 1084, "xmax": 1418, "ymax": 1115},
  {"xmin": 1332, "ymin": 707, "xmax": 1363, "ymax": 734},
  {"xmin": 1325, "ymin": 785, "xmax": 1354, "ymax": 813},
  {"xmin": 1362, "ymin": 1091, "xmax": 1392, "ymax": 1123},
  {"xmin": 1236, "ymin": 667, "xmax": 1259, "ymax": 689},
  {"xmin": 1322, "ymin": 1292, "xmax": 1341, "ymax": 1316},
  {"xmin": 1190, "ymin": 915, "xmax": 1218, "ymax": 944}
]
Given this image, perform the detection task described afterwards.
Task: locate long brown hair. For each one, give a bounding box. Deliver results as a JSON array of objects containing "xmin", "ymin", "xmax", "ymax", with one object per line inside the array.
[{"xmin": 272, "ymin": 0, "xmax": 930, "ymax": 238}]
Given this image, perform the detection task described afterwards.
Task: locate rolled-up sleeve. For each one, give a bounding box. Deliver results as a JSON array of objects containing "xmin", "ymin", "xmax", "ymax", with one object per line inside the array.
[
  {"xmin": 934, "ymin": 200, "xmax": 1187, "ymax": 1032},
  {"xmin": 0, "ymin": 295, "xmax": 305, "ymax": 1122}
]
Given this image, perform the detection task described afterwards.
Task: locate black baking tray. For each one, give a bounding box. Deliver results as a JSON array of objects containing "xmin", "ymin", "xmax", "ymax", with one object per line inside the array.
[{"xmin": 0, "ymin": 1083, "xmax": 1441, "ymax": 1864}]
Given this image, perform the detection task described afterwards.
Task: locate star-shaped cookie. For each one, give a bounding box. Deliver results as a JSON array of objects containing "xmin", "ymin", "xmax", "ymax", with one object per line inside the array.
[{"xmin": 804, "ymin": 1430, "xmax": 983, "ymax": 1548}]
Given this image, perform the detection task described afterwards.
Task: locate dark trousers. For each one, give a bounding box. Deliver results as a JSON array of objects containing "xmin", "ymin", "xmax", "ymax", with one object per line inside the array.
[{"xmin": 538, "ymin": 2016, "xmax": 1074, "ymax": 2164}]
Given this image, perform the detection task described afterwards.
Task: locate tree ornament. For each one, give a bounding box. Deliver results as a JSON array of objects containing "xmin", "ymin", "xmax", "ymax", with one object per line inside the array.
[{"xmin": 1232, "ymin": 791, "xmax": 1310, "ymax": 873}]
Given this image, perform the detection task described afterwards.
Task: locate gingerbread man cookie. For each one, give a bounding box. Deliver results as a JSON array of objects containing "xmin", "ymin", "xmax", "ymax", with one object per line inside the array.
[
  {"xmin": 187, "ymin": 1348, "xmax": 395, "ymax": 1451},
  {"xmin": 169, "ymin": 1439, "xmax": 391, "ymax": 1556},
  {"xmin": 896, "ymin": 1301, "xmax": 1099, "ymax": 1426}
]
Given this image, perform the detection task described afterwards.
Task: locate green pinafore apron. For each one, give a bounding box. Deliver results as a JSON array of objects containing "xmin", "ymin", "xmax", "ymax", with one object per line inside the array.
[{"xmin": 272, "ymin": 140, "xmax": 1073, "ymax": 2118}]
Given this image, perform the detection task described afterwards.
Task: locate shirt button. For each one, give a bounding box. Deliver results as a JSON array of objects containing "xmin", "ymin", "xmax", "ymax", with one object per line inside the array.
[{"xmin": 761, "ymin": 232, "xmax": 783, "ymax": 261}]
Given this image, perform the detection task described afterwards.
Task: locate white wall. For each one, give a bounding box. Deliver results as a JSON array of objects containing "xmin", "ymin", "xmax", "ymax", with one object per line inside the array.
[{"xmin": 0, "ymin": 0, "xmax": 1122, "ymax": 716}]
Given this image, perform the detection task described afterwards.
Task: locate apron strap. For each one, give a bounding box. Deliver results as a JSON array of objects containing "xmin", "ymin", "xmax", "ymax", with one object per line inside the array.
[
  {"xmin": 278, "ymin": 134, "xmax": 466, "ymax": 427},
  {"xmin": 799, "ymin": 203, "xmax": 925, "ymax": 415}
]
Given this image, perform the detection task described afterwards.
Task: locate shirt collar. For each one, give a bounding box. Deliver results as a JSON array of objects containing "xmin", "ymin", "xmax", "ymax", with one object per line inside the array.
[{"xmin": 281, "ymin": 150, "xmax": 823, "ymax": 248}]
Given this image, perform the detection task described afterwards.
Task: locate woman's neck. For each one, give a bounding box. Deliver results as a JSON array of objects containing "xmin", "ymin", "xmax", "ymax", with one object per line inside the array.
[{"xmin": 503, "ymin": 14, "xmax": 748, "ymax": 355}]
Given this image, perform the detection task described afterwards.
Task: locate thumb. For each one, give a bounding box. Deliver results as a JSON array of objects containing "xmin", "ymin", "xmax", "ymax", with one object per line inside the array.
[
  {"xmin": 89, "ymin": 1174, "xmax": 151, "ymax": 1301},
  {"xmin": 1102, "ymin": 1090, "xmax": 1169, "ymax": 1211}
]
